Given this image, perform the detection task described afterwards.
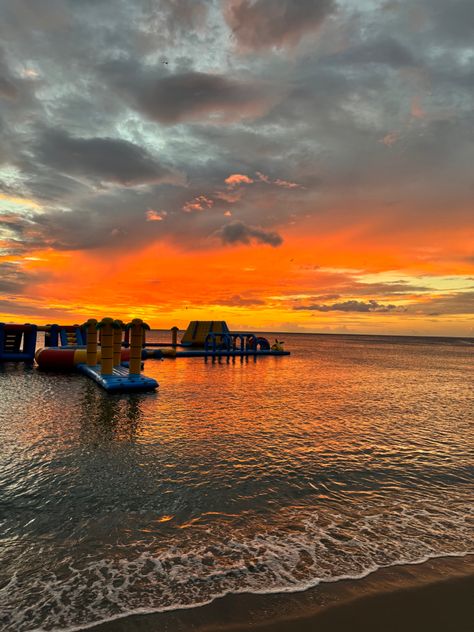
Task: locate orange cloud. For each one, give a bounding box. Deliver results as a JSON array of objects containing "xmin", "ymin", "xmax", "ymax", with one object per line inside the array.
[
  {"xmin": 224, "ymin": 174, "xmax": 254, "ymax": 188},
  {"xmin": 182, "ymin": 195, "xmax": 214, "ymax": 212},
  {"xmin": 146, "ymin": 209, "xmax": 166, "ymax": 221}
]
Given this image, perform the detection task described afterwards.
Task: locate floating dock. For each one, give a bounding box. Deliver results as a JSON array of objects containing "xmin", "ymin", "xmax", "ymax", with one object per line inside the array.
[{"xmin": 78, "ymin": 364, "xmax": 157, "ymax": 392}]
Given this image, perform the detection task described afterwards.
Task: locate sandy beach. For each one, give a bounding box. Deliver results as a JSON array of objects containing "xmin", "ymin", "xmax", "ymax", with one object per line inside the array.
[{"xmin": 87, "ymin": 554, "xmax": 474, "ymax": 632}]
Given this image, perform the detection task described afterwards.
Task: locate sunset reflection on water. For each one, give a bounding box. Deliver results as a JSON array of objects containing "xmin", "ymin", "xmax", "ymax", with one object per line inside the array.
[{"xmin": 0, "ymin": 333, "xmax": 472, "ymax": 631}]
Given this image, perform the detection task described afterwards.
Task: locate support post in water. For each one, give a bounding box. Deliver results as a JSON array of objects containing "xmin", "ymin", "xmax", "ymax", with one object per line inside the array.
[
  {"xmin": 171, "ymin": 326, "xmax": 179, "ymax": 347},
  {"xmin": 126, "ymin": 318, "xmax": 150, "ymax": 377},
  {"xmin": 97, "ymin": 318, "xmax": 115, "ymax": 375},
  {"xmin": 83, "ymin": 319, "xmax": 98, "ymax": 366}
]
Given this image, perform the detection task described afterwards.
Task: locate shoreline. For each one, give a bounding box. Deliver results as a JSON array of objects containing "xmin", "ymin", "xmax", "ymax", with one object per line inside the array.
[{"xmin": 84, "ymin": 553, "xmax": 474, "ymax": 632}]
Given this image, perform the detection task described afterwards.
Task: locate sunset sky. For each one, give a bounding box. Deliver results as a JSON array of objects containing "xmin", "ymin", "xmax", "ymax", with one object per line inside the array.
[{"xmin": 0, "ymin": 0, "xmax": 473, "ymax": 336}]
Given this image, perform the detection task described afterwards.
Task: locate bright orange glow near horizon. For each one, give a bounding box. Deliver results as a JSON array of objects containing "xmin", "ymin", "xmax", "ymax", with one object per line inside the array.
[{"xmin": 2, "ymin": 212, "xmax": 473, "ymax": 337}]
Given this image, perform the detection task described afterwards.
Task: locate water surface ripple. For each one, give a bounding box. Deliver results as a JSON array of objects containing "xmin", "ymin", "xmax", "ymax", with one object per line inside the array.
[{"xmin": 0, "ymin": 333, "xmax": 473, "ymax": 631}]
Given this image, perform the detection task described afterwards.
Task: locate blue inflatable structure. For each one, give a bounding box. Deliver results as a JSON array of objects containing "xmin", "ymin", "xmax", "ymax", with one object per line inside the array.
[
  {"xmin": 78, "ymin": 364, "xmax": 158, "ymax": 392},
  {"xmin": 0, "ymin": 324, "xmax": 37, "ymax": 362}
]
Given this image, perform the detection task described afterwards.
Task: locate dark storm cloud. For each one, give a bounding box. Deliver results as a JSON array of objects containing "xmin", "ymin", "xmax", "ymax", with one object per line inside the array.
[
  {"xmin": 217, "ymin": 221, "xmax": 283, "ymax": 247},
  {"xmin": 35, "ymin": 128, "xmax": 173, "ymax": 186},
  {"xmin": 294, "ymin": 300, "xmax": 404, "ymax": 313},
  {"xmin": 224, "ymin": 0, "xmax": 335, "ymax": 50},
  {"xmin": 104, "ymin": 62, "xmax": 275, "ymax": 124}
]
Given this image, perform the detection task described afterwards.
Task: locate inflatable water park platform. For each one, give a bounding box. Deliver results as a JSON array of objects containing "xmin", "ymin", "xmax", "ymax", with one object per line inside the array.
[
  {"xmin": 0, "ymin": 318, "xmax": 158, "ymax": 393},
  {"xmin": 143, "ymin": 321, "xmax": 290, "ymax": 359},
  {"xmin": 0, "ymin": 319, "xmax": 289, "ymax": 393}
]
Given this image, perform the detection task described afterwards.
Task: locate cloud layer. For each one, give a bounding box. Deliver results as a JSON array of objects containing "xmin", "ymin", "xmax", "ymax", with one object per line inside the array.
[{"xmin": 0, "ymin": 0, "xmax": 473, "ymax": 332}]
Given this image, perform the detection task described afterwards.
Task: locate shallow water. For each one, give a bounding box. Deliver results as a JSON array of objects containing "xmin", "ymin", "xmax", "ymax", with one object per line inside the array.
[{"xmin": 0, "ymin": 332, "xmax": 473, "ymax": 631}]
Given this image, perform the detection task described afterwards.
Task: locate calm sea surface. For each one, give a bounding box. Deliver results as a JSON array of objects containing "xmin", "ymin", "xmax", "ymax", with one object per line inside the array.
[{"xmin": 0, "ymin": 332, "xmax": 473, "ymax": 631}]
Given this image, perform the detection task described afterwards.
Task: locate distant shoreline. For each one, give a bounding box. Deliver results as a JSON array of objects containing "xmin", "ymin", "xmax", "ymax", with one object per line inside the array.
[{"xmin": 84, "ymin": 554, "xmax": 474, "ymax": 632}]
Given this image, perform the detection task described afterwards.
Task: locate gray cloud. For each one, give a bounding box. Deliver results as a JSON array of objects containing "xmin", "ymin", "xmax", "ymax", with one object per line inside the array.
[
  {"xmin": 0, "ymin": 47, "xmax": 19, "ymax": 100},
  {"xmin": 328, "ymin": 37, "xmax": 416, "ymax": 68},
  {"xmin": 158, "ymin": 0, "xmax": 209, "ymax": 35},
  {"xmin": 224, "ymin": 0, "xmax": 335, "ymax": 50},
  {"xmin": 35, "ymin": 128, "xmax": 173, "ymax": 186},
  {"xmin": 347, "ymin": 282, "xmax": 432, "ymax": 298},
  {"xmin": 217, "ymin": 221, "xmax": 283, "ymax": 247},
  {"xmin": 0, "ymin": 297, "xmax": 77, "ymax": 319},
  {"xmin": 424, "ymin": 0, "xmax": 474, "ymax": 44},
  {"xmin": 0, "ymin": 262, "xmax": 34, "ymax": 293},
  {"xmin": 0, "ymin": 0, "xmax": 473, "ymax": 266},
  {"xmin": 294, "ymin": 300, "xmax": 405, "ymax": 313},
  {"xmin": 104, "ymin": 63, "xmax": 275, "ymax": 124},
  {"xmin": 409, "ymin": 291, "xmax": 474, "ymax": 316}
]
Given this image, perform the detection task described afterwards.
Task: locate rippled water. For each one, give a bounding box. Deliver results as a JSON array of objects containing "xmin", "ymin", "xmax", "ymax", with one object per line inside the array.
[{"xmin": 0, "ymin": 333, "xmax": 473, "ymax": 631}]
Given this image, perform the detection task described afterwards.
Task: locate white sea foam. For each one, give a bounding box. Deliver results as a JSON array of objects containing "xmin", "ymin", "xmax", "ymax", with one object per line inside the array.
[{"xmin": 2, "ymin": 497, "xmax": 473, "ymax": 632}]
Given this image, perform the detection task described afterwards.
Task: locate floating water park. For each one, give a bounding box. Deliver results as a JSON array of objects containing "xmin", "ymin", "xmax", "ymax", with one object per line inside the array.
[{"xmin": 0, "ymin": 319, "xmax": 289, "ymax": 393}]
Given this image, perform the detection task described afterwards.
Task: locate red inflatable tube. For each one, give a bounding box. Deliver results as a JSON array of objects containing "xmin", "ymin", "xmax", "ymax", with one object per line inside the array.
[{"xmin": 36, "ymin": 347, "xmax": 132, "ymax": 371}]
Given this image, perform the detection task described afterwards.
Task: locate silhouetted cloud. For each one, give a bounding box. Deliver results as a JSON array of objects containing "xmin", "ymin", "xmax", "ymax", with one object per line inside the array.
[
  {"xmin": 294, "ymin": 300, "xmax": 405, "ymax": 313},
  {"xmin": 35, "ymin": 128, "xmax": 173, "ymax": 186},
  {"xmin": 217, "ymin": 221, "xmax": 283, "ymax": 247}
]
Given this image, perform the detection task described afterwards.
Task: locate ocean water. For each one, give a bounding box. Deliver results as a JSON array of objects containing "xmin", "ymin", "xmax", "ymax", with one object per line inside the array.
[{"xmin": 0, "ymin": 332, "xmax": 473, "ymax": 631}]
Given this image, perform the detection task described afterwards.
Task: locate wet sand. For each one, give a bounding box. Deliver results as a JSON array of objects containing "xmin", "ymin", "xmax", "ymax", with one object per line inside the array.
[{"xmin": 87, "ymin": 554, "xmax": 474, "ymax": 632}]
